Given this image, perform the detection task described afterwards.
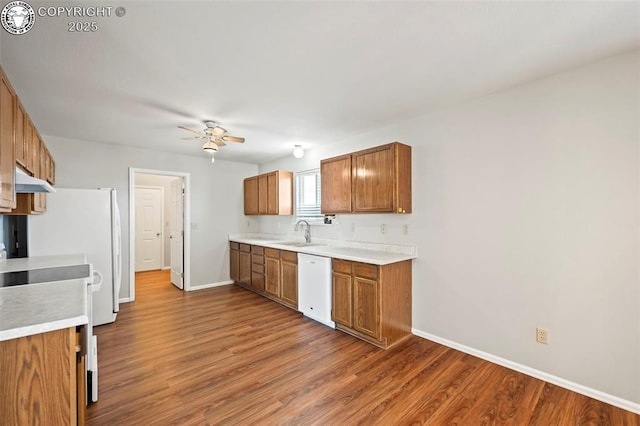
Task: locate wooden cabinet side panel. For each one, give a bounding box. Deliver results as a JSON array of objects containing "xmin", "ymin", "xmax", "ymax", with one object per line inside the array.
[
  {"xmin": 0, "ymin": 328, "xmax": 75, "ymax": 425},
  {"xmin": 280, "ymin": 260, "xmax": 298, "ymax": 308},
  {"xmin": 265, "ymin": 256, "xmax": 281, "ymax": 297},
  {"xmin": 0, "ymin": 70, "xmax": 16, "ymax": 211},
  {"xmin": 352, "ymin": 145, "xmax": 394, "ymax": 213},
  {"xmin": 353, "ymin": 276, "xmax": 381, "ymax": 339},
  {"xmin": 321, "ymin": 154, "xmax": 352, "ymax": 214},
  {"xmin": 396, "ymin": 143, "xmax": 412, "ymax": 213},
  {"xmin": 379, "ymin": 260, "xmax": 412, "ymax": 345},
  {"xmin": 331, "ymin": 271, "xmax": 353, "ymax": 327}
]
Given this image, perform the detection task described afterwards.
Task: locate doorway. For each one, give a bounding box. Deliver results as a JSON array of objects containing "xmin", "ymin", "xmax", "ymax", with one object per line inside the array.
[{"xmin": 129, "ymin": 168, "xmax": 191, "ymax": 301}]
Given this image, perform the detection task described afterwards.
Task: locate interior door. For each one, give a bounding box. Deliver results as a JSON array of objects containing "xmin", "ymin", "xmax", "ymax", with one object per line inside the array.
[
  {"xmin": 135, "ymin": 187, "xmax": 163, "ymax": 272},
  {"xmin": 169, "ymin": 178, "xmax": 184, "ymax": 289}
]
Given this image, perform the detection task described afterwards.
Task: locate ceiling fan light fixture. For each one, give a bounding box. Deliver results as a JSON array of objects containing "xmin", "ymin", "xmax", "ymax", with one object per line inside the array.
[
  {"xmin": 293, "ymin": 145, "xmax": 304, "ymax": 158},
  {"xmin": 202, "ymin": 140, "xmax": 218, "ymax": 153}
]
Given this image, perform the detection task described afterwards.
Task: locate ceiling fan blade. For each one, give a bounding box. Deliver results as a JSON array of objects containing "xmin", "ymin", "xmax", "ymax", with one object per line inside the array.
[
  {"xmin": 214, "ymin": 139, "xmax": 226, "ymax": 147},
  {"xmin": 180, "ymin": 136, "xmax": 201, "ymax": 140},
  {"xmin": 178, "ymin": 125, "xmax": 202, "ymax": 135},
  {"xmin": 222, "ymin": 136, "xmax": 245, "ymax": 143},
  {"xmin": 211, "ymin": 126, "xmax": 227, "ymax": 136}
]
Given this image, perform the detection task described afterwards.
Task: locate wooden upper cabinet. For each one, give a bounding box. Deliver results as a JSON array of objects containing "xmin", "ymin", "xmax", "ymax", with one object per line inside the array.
[
  {"xmin": 15, "ymin": 99, "xmax": 26, "ymax": 171},
  {"xmin": 0, "ymin": 67, "xmax": 16, "ymax": 211},
  {"xmin": 243, "ymin": 170, "xmax": 293, "ymax": 216},
  {"xmin": 258, "ymin": 174, "xmax": 268, "ymax": 214},
  {"xmin": 243, "ymin": 176, "xmax": 259, "ymax": 215},
  {"xmin": 321, "ymin": 142, "xmax": 411, "ymax": 215},
  {"xmin": 320, "ymin": 154, "xmax": 351, "ymax": 214}
]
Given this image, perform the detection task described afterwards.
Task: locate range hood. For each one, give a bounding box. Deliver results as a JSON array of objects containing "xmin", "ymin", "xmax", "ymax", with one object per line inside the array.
[{"xmin": 15, "ymin": 168, "xmax": 56, "ymax": 193}]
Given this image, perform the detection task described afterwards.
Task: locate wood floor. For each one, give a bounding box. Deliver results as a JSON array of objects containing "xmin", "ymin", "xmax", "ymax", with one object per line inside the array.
[{"xmin": 87, "ymin": 270, "xmax": 639, "ymax": 425}]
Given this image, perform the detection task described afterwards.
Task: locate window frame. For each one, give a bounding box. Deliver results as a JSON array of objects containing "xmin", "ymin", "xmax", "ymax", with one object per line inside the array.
[{"xmin": 294, "ymin": 168, "xmax": 323, "ymax": 221}]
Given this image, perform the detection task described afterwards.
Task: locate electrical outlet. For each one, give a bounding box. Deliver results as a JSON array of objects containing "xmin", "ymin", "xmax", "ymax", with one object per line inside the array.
[
  {"xmin": 380, "ymin": 224, "xmax": 386, "ymax": 234},
  {"xmin": 536, "ymin": 328, "xmax": 549, "ymax": 344},
  {"xmin": 403, "ymin": 224, "xmax": 409, "ymax": 236},
  {"xmin": 191, "ymin": 223, "xmax": 198, "ymax": 230}
]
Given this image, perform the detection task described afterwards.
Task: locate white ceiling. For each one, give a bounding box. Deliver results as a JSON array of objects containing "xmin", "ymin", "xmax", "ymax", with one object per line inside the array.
[{"xmin": 2, "ymin": 1, "xmax": 639, "ymax": 164}]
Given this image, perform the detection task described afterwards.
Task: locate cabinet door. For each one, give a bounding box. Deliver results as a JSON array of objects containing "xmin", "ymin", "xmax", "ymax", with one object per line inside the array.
[
  {"xmin": 321, "ymin": 154, "xmax": 352, "ymax": 214},
  {"xmin": 332, "ymin": 271, "xmax": 353, "ymax": 327},
  {"xmin": 352, "ymin": 145, "xmax": 395, "ymax": 212},
  {"xmin": 34, "ymin": 136, "xmax": 46, "ymax": 213},
  {"xmin": 266, "ymin": 171, "xmax": 278, "ymax": 214},
  {"xmin": 265, "ymin": 256, "xmax": 280, "ymax": 297},
  {"xmin": 0, "ymin": 327, "xmax": 77, "ymax": 425},
  {"xmin": 0, "ymin": 69, "xmax": 16, "ymax": 211},
  {"xmin": 280, "ymin": 260, "xmax": 298, "ymax": 307},
  {"xmin": 353, "ymin": 276, "xmax": 380, "ymax": 339},
  {"xmin": 15, "ymin": 99, "xmax": 26, "ymax": 170},
  {"xmin": 230, "ymin": 248, "xmax": 239, "ymax": 282},
  {"xmin": 239, "ymin": 251, "xmax": 251, "ymax": 284},
  {"xmin": 243, "ymin": 176, "xmax": 259, "ymax": 215},
  {"xmin": 258, "ymin": 174, "xmax": 268, "ymax": 215}
]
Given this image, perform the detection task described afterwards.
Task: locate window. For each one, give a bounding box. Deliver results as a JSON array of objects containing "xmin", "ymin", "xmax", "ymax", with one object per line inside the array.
[{"xmin": 295, "ymin": 169, "xmax": 322, "ymax": 218}]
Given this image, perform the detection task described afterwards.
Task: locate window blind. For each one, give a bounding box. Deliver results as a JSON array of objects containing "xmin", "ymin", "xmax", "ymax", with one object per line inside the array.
[{"xmin": 295, "ymin": 169, "xmax": 322, "ymax": 218}]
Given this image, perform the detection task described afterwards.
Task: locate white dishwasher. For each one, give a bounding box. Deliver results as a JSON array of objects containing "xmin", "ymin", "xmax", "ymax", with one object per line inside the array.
[{"xmin": 298, "ymin": 253, "xmax": 335, "ymax": 329}]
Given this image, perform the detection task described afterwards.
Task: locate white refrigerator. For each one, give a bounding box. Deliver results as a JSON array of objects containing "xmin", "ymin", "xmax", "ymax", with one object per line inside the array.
[{"xmin": 28, "ymin": 188, "xmax": 122, "ymax": 326}]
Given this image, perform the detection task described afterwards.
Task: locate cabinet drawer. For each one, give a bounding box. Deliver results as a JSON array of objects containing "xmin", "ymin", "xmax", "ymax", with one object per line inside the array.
[
  {"xmin": 251, "ymin": 254, "xmax": 264, "ymax": 265},
  {"xmin": 230, "ymin": 242, "xmax": 239, "ymax": 250},
  {"xmin": 333, "ymin": 259, "xmax": 352, "ymax": 274},
  {"xmin": 265, "ymin": 247, "xmax": 280, "ymax": 259},
  {"xmin": 251, "ymin": 245, "xmax": 264, "ymax": 255},
  {"xmin": 252, "ymin": 263, "xmax": 264, "ymax": 274},
  {"xmin": 240, "ymin": 244, "xmax": 251, "ymax": 253},
  {"xmin": 281, "ymin": 250, "xmax": 297, "ymax": 263},
  {"xmin": 353, "ymin": 262, "xmax": 378, "ymax": 280}
]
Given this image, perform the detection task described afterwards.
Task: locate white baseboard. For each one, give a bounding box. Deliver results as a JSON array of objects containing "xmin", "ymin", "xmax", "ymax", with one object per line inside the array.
[
  {"xmin": 161, "ymin": 266, "xmax": 171, "ymax": 270},
  {"xmin": 412, "ymin": 329, "xmax": 640, "ymax": 415},
  {"xmin": 119, "ymin": 297, "xmax": 131, "ymax": 303},
  {"xmin": 188, "ymin": 280, "xmax": 234, "ymax": 291}
]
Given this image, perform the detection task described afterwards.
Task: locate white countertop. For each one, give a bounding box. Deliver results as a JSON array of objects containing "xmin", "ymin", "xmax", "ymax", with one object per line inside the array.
[
  {"xmin": 0, "ymin": 278, "xmax": 88, "ymax": 341},
  {"xmin": 0, "ymin": 254, "xmax": 88, "ymax": 272},
  {"xmin": 229, "ymin": 234, "xmax": 416, "ymax": 265}
]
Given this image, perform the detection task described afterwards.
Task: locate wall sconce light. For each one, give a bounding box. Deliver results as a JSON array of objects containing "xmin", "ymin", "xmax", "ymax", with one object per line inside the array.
[{"xmin": 293, "ymin": 145, "xmax": 304, "ymax": 158}]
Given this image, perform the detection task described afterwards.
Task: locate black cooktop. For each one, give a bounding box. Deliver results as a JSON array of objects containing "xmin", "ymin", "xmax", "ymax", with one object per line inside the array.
[{"xmin": 0, "ymin": 264, "xmax": 91, "ymax": 287}]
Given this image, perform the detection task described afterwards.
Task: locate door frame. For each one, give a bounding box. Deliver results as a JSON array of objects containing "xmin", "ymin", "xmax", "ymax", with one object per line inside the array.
[
  {"xmin": 129, "ymin": 167, "xmax": 191, "ymax": 301},
  {"xmin": 134, "ymin": 185, "xmax": 165, "ymax": 272}
]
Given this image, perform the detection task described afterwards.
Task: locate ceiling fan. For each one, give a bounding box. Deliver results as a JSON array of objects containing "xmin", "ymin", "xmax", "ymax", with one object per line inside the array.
[{"xmin": 178, "ymin": 120, "xmax": 245, "ymax": 162}]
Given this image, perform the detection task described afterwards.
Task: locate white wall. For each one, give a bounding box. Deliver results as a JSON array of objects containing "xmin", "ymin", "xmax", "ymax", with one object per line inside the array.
[
  {"xmin": 135, "ymin": 173, "xmax": 180, "ymax": 268},
  {"xmin": 44, "ymin": 136, "xmax": 259, "ymax": 299},
  {"xmin": 259, "ymin": 51, "xmax": 640, "ymax": 406}
]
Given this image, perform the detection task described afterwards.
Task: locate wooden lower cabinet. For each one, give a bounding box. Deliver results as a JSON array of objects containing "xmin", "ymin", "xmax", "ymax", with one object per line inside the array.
[
  {"xmin": 264, "ymin": 248, "xmax": 280, "ymax": 297},
  {"xmin": 250, "ymin": 246, "xmax": 265, "ymax": 292},
  {"xmin": 331, "ymin": 258, "xmax": 412, "ymax": 349},
  {"xmin": 280, "ymin": 250, "xmax": 298, "ymax": 308},
  {"xmin": 331, "ymin": 267, "xmax": 353, "ymax": 328},
  {"xmin": 231, "ymin": 243, "xmax": 299, "ymax": 310},
  {"xmin": 238, "ymin": 244, "xmax": 251, "ymax": 285},
  {"xmin": 229, "ymin": 242, "xmax": 240, "ymax": 282},
  {"xmin": 0, "ymin": 327, "xmax": 86, "ymax": 425}
]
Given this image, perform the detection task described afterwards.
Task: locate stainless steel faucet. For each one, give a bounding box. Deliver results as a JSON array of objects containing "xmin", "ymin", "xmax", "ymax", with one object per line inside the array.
[{"xmin": 294, "ymin": 219, "xmax": 311, "ymax": 243}]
